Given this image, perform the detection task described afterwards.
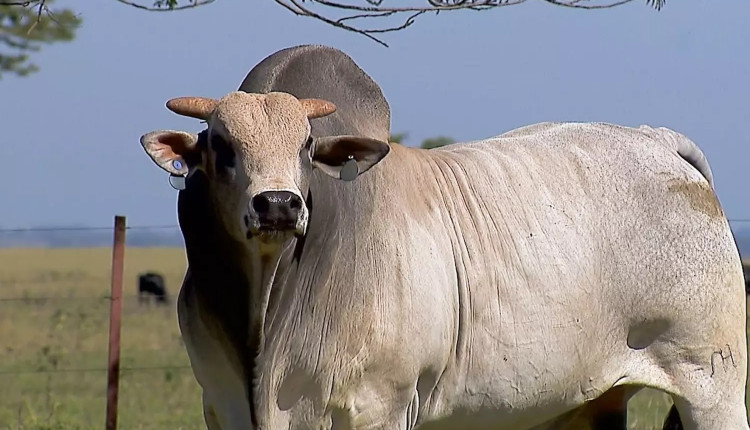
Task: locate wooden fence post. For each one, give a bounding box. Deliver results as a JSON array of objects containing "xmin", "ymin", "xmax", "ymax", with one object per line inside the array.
[{"xmin": 105, "ymin": 215, "xmax": 126, "ymax": 430}]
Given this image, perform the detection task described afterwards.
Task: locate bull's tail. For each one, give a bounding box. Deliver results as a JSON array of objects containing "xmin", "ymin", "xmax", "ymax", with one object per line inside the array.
[{"xmin": 640, "ymin": 125, "xmax": 714, "ymax": 188}]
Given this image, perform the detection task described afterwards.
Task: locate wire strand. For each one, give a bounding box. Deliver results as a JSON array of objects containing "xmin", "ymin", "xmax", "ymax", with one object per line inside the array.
[
  {"xmin": 0, "ymin": 225, "xmax": 179, "ymax": 233},
  {"xmin": 0, "ymin": 365, "xmax": 192, "ymax": 376},
  {"xmin": 2, "ymin": 219, "xmax": 750, "ymax": 234},
  {"xmin": 0, "ymin": 295, "xmax": 159, "ymax": 302}
]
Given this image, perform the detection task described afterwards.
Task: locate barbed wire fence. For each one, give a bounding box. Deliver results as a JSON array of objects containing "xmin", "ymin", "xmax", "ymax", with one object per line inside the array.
[
  {"xmin": 0, "ymin": 219, "xmax": 197, "ymax": 430},
  {"xmin": 3, "ymin": 217, "xmax": 750, "ymax": 305}
]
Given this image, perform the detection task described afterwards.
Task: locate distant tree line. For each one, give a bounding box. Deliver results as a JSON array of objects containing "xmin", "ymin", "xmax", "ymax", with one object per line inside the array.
[
  {"xmin": 391, "ymin": 133, "xmax": 455, "ymax": 149},
  {"xmin": 0, "ymin": 228, "xmax": 184, "ymax": 248}
]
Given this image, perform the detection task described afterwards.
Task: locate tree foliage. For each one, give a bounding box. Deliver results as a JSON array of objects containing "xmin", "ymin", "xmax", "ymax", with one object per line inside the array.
[
  {"xmin": 391, "ymin": 132, "xmax": 455, "ymax": 149},
  {"xmin": 420, "ymin": 136, "xmax": 455, "ymax": 149},
  {"xmin": 0, "ymin": 0, "xmax": 81, "ymax": 78},
  {"xmin": 390, "ymin": 133, "xmax": 408, "ymax": 144}
]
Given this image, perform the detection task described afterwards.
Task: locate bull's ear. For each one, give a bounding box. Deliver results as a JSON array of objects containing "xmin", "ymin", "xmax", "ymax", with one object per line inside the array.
[
  {"xmin": 140, "ymin": 130, "xmax": 200, "ymax": 176},
  {"xmin": 310, "ymin": 135, "xmax": 390, "ymax": 181}
]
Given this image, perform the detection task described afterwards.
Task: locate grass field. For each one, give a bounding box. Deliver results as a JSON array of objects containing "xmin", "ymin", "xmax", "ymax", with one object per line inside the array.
[{"xmin": 0, "ymin": 247, "xmax": 745, "ymax": 429}]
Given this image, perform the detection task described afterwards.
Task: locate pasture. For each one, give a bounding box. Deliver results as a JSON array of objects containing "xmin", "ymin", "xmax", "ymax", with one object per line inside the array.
[{"xmin": 0, "ymin": 247, "xmax": 746, "ymax": 429}]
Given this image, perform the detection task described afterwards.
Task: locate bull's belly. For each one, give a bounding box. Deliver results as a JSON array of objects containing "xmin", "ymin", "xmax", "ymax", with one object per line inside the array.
[
  {"xmin": 417, "ymin": 404, "xmax": 583, "ymax": 430},
  {"xmin": 416, "ymin": 316, "xmax": 629, "ymax": 430},
  {"xmin": 419, "ymin": 381, "xmax": 607, "ymax": 430},
  {"xmin": 419, "ymin": 369, "xmax": 619, "ymax": 430}
]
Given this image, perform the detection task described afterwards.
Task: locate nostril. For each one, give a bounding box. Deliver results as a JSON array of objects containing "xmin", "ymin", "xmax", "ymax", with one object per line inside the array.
[
  {"xmin": 289, "ymin": 196, "xmax": 302, "ymax": 211},
  {"xmin": 252, "ymin": 195, "xmax": 270, "ymax": 214},
  {"xmin": 243, "ymin": 215, "xmax": 250, "ymax": 228}
]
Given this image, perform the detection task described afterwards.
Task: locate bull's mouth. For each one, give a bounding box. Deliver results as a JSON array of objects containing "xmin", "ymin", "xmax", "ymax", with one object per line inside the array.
[
  {"xmin": 246, "ymin": 224, "xmax": 304, "ymax": 242},
  {"xmin": 248, "ymin": 231, "xmax": 292, "ymax": 243}
]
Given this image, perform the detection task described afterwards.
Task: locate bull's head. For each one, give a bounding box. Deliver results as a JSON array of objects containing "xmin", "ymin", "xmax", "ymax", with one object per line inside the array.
[{"xmin": 140, "ymin": 91, "xmax": 390, "ymax": 242}]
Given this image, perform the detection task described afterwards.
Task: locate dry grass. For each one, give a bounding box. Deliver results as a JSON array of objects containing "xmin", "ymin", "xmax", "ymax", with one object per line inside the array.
[
  {"xmin": 0, "ymin": 247, "xmax": 202, "ymax": 430},
  {"xmin": 0, "ymin": 247, "xmax": 745, "ymax": 429}
]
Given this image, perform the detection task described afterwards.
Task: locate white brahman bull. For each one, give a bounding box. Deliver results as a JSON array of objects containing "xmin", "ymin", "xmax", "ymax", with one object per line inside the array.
[{"xmin": 139, "ymin": 45, "xmax": 748, "ymax": 430}]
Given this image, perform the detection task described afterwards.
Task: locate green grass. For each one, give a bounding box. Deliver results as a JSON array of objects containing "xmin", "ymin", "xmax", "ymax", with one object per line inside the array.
[{"xmin": 0, "ymin": 248, "xmax": 746, "ymax": 429}]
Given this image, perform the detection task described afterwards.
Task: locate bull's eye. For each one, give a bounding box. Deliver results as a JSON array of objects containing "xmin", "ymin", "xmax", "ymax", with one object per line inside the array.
[{"xmin": 211, "ymin": 134, "xmax": 235, "ymax": 170}]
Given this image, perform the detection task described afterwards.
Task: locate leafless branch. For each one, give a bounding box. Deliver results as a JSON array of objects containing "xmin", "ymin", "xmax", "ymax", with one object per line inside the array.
[
  {"xmin": 276, "ymin": 0, "xmax": 393, "ymax": 46},
  {"xmin": 542, "ymin": 0, "xmax": 635, "ymax": 9},
  {"xmin": 42, "ymin": 3, "xmax": 64, "ymax": 26},
  {"xmin": 336, "ymin": 10, "xmax": 397, "ymax": 24},
  {"xmin": 270, "ymin": 0, "xmax": 650, "ymax": 45},
  {"xmin": 3, "ymin": 0, "xmax": 662, "ymax": 46},
  {"xmin": 111, "ymin": 0, "xmax": 216, "ymax": 12},
  {"xmin": 272, "ymin": 0, "xmax": 532, "ymax": 46}
]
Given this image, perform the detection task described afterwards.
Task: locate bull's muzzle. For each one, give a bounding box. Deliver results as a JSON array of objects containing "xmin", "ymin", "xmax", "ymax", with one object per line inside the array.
[{"xmin": 247, "ymin": 190, "xmax": 305, "ymax": 238}]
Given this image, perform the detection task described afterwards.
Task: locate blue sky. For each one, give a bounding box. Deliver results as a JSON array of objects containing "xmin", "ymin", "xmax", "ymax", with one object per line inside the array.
[{"xmin": 1, "ymin": 0, "xmax": 749, "ymax": 230}]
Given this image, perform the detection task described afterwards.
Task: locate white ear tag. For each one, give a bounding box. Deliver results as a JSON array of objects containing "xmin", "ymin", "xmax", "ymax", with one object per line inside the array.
[
  {"xmin": 340, "ymin": 157, "xmax": 359, "ymax": 182},
  {"xmin": 169, "ymin": 174, "xmax": 186, "ymax": 190}
]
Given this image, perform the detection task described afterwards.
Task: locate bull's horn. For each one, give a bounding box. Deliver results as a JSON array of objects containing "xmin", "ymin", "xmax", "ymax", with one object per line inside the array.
[
  {"xmin": 300, "ymin": 98, "xmax": 337, "ymax": 119},
  {"xmin": 166, "ymin": 97, "xmax": 218, "ymax": 120}
]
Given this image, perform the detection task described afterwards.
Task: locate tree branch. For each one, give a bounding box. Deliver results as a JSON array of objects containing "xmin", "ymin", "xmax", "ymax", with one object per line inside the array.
[
  {"xmin": 542, "ymin": 0, "xmax": 636, "ymax": 9},
  {"xmin": 25, "ymin": 0, "xmax": 45, "ymax": 35},
  {"xmin": 111, "ymin": 0, "xmax": 215, "ymax": 12},
  {"xmin": 276, "ymin": 0, "xmax": 394, "ymax": 46},
  {"xmin": 271, "ymin": 0, "xmax": 658, "ymax": 44},
  {"xmin": 3, "ymin": 0, "xmax": 666, "ymax": 47}
]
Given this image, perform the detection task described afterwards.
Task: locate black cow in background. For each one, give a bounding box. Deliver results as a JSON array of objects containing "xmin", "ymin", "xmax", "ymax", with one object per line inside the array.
[{"xmin": 138, "ymin": 272, "xmax": 168, "ymax": 305}]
